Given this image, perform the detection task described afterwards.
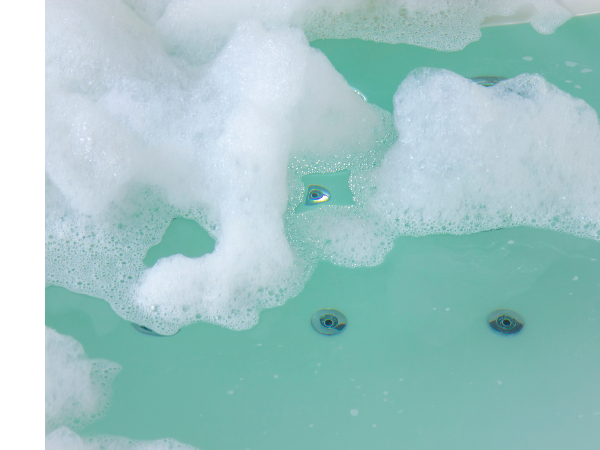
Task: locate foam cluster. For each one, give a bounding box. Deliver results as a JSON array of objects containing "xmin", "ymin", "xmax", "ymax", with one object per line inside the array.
[
  {"xmin": 288, "ymin": 69, "xmax": 600, "ymax": 268},
  {"xmin": 46, "ymin": 0, "xmax": 598, "ymax": 334},
  {"xmin": 45, "ymin": 327, "xmax": 121, "ymax": 433},
  {"xmin": 45, "ymin": 328, "xmax": 199, "ymax": 448},
  {"xmin": 371, "ymin": 69, "xmax": 600, "ymax": 238},
  {"xmin": 46, "ymin": 427, "xmax": 199, "ymax": 450},
  {"xmin": 46, "ymin": 0, "xmax": 391, "ymax": 334},
  {"xmin": 126, "ymin": 0, "xmax": 572, "ymax": 63},
  {"xmin": 300, "ymin": 0, "xmax": 571, "ymax": 50}
]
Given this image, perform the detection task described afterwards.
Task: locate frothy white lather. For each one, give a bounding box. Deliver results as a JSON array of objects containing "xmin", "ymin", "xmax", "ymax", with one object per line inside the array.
[
  {"xmin": 46, "ymin": 0, "xmax": 390, "ymax": 334},
  {"xmin": 301, "ymin": 0, "xmax": 571, "ymax": 49},
  {"xmin": 45, "ymin": 328, "xmax": 121, "ymax": 433},
  {"xmin": 46, "ymin": 0, "xmax": 599, "ymax": 334},
  {"xmin": 46, "ymin": 427, "xmax": 200, "ymax": 450},
  {"xmin": 373, "ymin": 69, "xmax": 600, "ymax": 238},
  {"xmin": 365, "ymin": 70, "xmax": 599, "ymax": 257},
  {"xmin": 287, "ymin": 69, "xmax": 600, "ymax": 268},
  {"xmin": 45, "ymin": 329, "xmax": 197, "ymax": 448},
  {"xmin": 144, "ymin": 0, "xmax": 572, "ymax": 63}
]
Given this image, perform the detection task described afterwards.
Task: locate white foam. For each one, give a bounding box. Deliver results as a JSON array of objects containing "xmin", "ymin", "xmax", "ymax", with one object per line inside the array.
[
  {"xmin": 46, "ymin": 427, "xmax": 200, "ymax": 450},
  {"xmin": 45, "ymin": 328, "xmax": 121, "ymax": 433},
  {"xmin": 45, "ymin": 328, "xmax": 197, "ymax": 448},
  {"xmin": 147, "ymin": 0, "xmax": 573, "ymax": 60},
  {"xmin": 46, "ymin": 427, "xmax": 88, "ymax": 450},
  {"xmin": 46, "ymin": 1, "xmax": 390, "ymax": 333},
  {"xmin": 46, "ymin": 1, "xmax": 599, "ymax": 334},
  {"xmin": 288, "ymin": 70, "xmax": 600, "ymax": 268},
  {"xmin": 364, "ymin": 69, "xmax": 600, "ymax": 243},
  {"xmin": 301, "ymin": 0, "xmax": 571, "ymax": 50}
]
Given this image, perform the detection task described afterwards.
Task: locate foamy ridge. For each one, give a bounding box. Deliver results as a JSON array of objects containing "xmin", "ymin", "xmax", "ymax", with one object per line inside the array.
[
  {"xmin": 130, "ymin": 0, "xmax": 573, "ymax": 63},
  {"xmin": 46, "ymin": 0, "xmax": 392, "ymax": 333},
  {"xmin": 46, "ymin": 427, "xmax": 200, "ymax": 450},
  {"xmin": 45, "ymin": 329, "xmax": 199, "ymax": 448},
  {"xmin": 45, "ymin": 327, "xmax": 121, "ymax": 433},
  {"xmin": 290, "ymin": 69, "xmax": 599, "ymax": 269},
  {"xmin": 301, "ymin": 0, "xmax": 572, "ymax": 50},
  {"xmin": 370, "ymin": 69, "xmax": 600, "ymax": 241},
  {"xmin": 46, "ymin": 0, "xmax": 599, "ymax": 333}
]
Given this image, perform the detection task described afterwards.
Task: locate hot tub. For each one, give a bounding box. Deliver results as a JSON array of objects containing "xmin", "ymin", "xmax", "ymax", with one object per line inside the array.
[{"xmin": 45, "ymin": 3, "xmax": 600, "ymax": 449}]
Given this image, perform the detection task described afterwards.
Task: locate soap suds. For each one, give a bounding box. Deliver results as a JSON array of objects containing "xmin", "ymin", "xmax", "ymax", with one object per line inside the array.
[
  {"xmin": 301, "ymin": 0, "xmax": 571, "ymax": 51},
  {"xmin": 124, "ymin": 0, "xmax": 573, "ymax": 64},
  {"xmin": 45, "ymin": 327, "xmax": 121, "ymax": 433},
  {"xmin": 46, "ymin": 1, "xmax": 598, "ymax": 334},
  {"xmin": 46, "ymin": 1, "xmax": 391, "ymax": 334},
  {"xmin": 46, "ymin": 427, "xmax": 200, "ymax": 450},
  {"xmin": 288, "ymin": 70, "xmax": 600, "ymax": 269},
  {"xmin": 380, "ymin": 71, "xmax": 600, "ymax": 232},
  {"xmin": 360, "ymin": 70, "xmax": 599, "ymax": 245},
  {"xmin": 45, "ymin": 329, "xmax": 199, "ymax": 449}
]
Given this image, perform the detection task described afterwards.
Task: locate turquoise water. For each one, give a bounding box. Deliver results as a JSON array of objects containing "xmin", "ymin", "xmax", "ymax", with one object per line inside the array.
[
  {"xmin": 46, "ymin": 15, "xmax": 600, "ymax": 450},
  {"xmin": 312, "ymin": 14, "xmax": 600, "ymax": 114}
]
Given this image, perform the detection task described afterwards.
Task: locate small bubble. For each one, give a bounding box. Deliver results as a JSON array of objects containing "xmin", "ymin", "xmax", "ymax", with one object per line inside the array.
[
  {"xmin": 350, "ymin": 409, "xmax": 359, "ymax": 416},
  {"xmin": 565, "ymin": 80, "xmax": 573, "ymax": 83},
  {"xmin": 581, "ymin": 68, "xmax": 593, "ymax": 73},
  {"xmin": 445, "ymin": 308, "xmax": 450, "ymax": 311},
  {"xmin": 309, "ymin": 424, "xmax": 314, "ymax": 428},
  {"xmin": 508, "ymin": 240, "xmax": 514, "ymax": 244},
  {"xmin": 273, "ymin": 374, "xmax": 279, "ymax": 379},
  {"xmin": 227, "ymin": 390, "xmax": 234, "ymax": 395},
  {"xmin": 565, "ymin": 61, "xmax": 577, "ymax": 67},
  {"xmin": 573, "ymin": 276, "xmax": 579, "ymax": 281},
  {"xmin": 372, "ymin": 424, "xmax": 377, "ymax": 428},
  {"xmin": 522, "ymin": 56, "xmax": 533, "ymax": 61},
  {"xmin": 497, "ymin": 380, "xmax": 503, "ymax": 385}
]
